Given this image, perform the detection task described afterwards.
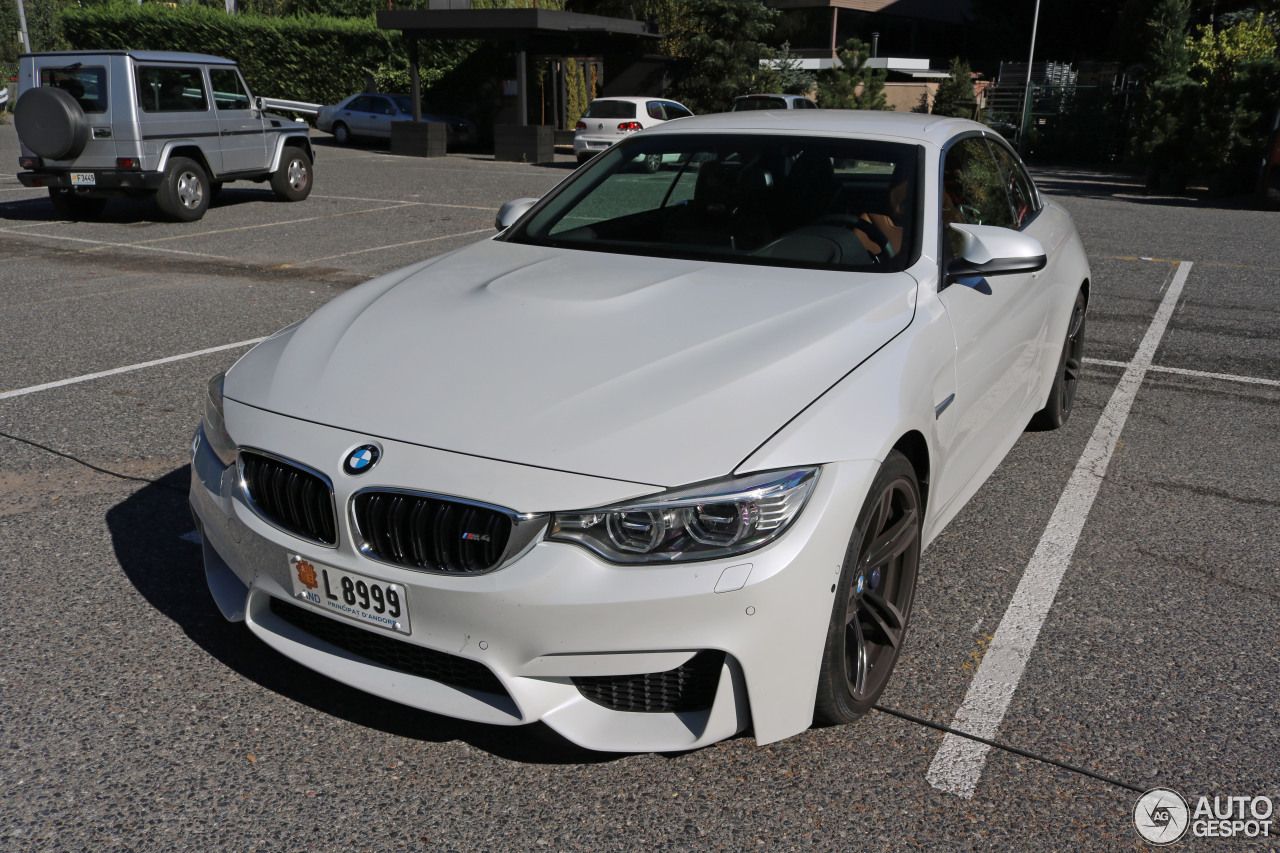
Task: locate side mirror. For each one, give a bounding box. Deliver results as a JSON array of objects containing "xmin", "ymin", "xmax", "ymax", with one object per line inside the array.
[
  {"xmin": 254, "ymin": 96, "xmax": 265, "ymax": 113},
  {"xmin": 945, "ymin": 223, "xmax": 1046, "ymax": 290},
  {"xmin": 495, "ymin": 197, "xmax": 539, "ymax": 231}
]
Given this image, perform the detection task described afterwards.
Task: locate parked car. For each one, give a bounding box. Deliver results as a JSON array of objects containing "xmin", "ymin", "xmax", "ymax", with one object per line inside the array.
[
  {"xmin": 573, "ymin": 95, "xmax": 693, "ymax": 164},
  {"xmin": 13, "ymin": 50, "xmax": 313, "ymax": 221},
  {"xmin": 191, "ymin": 110, "xmax": 1090, "ymax": 753},
  {"xmin": 731, "ymin": 93, "xmax": 818, "ymax": 111},
  {"xmin": 315, "ymin": 93, "xmax": 477, "ymax": 148}
]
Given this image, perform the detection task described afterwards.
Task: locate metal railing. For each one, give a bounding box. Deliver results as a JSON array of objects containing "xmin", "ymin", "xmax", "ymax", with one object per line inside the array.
[{"xmin": 261, "ymin": 97, "xmax": 322, "ymax": 117}]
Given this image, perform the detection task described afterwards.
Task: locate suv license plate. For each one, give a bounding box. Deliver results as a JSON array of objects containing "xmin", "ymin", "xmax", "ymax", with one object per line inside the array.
[
  {"xmin": 288, "ymin": 555, "xmax": 411, "ymax": 635},
  {"xmin": 71, "ymin": 173, "xmax": 96, "ymax": 185}
]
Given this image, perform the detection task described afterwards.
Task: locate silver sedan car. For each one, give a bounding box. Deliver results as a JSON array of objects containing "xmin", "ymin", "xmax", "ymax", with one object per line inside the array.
[{"xmin": 316, "ymin": 93, "xmax": 476, "ymax": 147}]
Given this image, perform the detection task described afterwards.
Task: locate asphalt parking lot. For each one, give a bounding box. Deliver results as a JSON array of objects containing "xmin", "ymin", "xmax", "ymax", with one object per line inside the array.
[{"xmin": 2, "ymin": 122, "xmax": 1277, "ymax": 852}]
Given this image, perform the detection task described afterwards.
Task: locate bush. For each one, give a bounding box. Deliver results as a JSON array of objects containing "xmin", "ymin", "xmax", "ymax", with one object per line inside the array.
[{"xmin": 59, "ymin": 5, "xmax": 465, "ymax": 106}]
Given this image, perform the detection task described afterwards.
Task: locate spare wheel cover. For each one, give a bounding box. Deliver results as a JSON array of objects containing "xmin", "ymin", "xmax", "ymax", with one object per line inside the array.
[{"xmin": 15, "ymin": 87, "xmax": 92, "ymax": 161}]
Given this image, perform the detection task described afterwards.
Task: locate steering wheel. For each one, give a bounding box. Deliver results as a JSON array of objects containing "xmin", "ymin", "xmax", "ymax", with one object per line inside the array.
[{"xmin": 816, "ymin": 214, "xmax": 896, "ymax": 260}]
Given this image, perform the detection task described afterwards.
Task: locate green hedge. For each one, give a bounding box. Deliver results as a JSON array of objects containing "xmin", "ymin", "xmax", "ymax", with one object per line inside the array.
[{"xmin": 60, "ymin": 5, "xmax": 465, "ymax": 106}]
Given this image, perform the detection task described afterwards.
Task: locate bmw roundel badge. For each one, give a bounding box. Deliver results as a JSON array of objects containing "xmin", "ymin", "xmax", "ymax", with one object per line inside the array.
[{"xmin": 343, "ymin": 444, "xmax": 380, "ymax": 476}]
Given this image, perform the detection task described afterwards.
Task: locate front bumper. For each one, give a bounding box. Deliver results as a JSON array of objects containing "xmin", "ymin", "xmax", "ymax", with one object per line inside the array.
[
  {"xmin": 19, "ymin": 169, "xmax": 165, "ymax": 193},
  {"xmin": 189, "ymin": 403, "xmax": 877, "ymax": 752}
]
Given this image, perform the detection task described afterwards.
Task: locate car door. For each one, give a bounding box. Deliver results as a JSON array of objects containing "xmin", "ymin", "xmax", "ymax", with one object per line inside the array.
[
  {"xmin": 346, "ymin": 95, "xmax": 393, "ymax": 139},
  {"xmin": 209, "ymin": 66, "xmax": 267, "ymax": 174},
  {"xmin": 933, "ymin": 134, "xmax": 1052, "ymax": 511},
  {"xmin": 134, "ymin": 64, "xmax": 222, "ymax": 173}
]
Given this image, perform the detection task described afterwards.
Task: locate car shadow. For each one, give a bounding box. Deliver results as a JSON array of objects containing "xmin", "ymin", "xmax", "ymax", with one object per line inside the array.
[
  {"xmin": 106, "ymin": 466, "xmax": 623, "ymax": 766},
  {"xmin": 0, "ymin": 187, "xmax": 282, "ymax": 224},
  {"xmin": 1030, "ymin": 166, "xmax": 1265, "ymax": 210}
]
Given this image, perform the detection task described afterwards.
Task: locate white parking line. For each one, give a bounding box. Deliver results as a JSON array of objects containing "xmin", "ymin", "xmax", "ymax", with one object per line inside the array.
[
  {"xmin": 311, "ymin": 193, "xmax": 498, "ymax": 212},
  {"xmin": 925, "ymin": 261, "xmax": 1194, "ymax": 799},
  {"xmin": 1086, "ymin": 357, "xmax": 1280, "ymax": 388},
  {"xmin": 0, "ymin": 226, "xmax": 237, "ymax": 260},
  {"xmin": 305, "ymin": 227, "xmax": 491, "ymax": 262},
  {"xmin": 124, "ymin": 203, "xmax": 417, "ymax": 246},
  {"xmin": 0, "ymin": 338, "xmax": 266, "ymax": 401}
]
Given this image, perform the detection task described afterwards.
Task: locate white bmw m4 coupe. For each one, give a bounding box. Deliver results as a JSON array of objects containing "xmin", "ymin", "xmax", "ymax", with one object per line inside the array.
[{"xmin": 190, "ymin": 111, "xmax": 1090, "ymax": 753}]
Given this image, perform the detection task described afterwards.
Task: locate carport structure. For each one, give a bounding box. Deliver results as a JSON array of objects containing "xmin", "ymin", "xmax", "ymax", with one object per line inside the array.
[{"xmin": 377, "ymin": 7, "xmax": 663, "ymax": 160}]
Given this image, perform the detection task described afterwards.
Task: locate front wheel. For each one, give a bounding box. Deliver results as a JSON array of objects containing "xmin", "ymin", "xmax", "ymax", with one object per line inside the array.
[
  {"xmin": 271, "ymin": 147, "xmax": 313, "ymax": 202},
  {"xmin": 1028, "ymin": 287, "xmax": 1087, "ymax": 431},
  {"xmin": 155, "ymin": 156, "xmax": 210, "ymax": 222},
  {"xmin": 332, "ymin": 122, "xmax": 351, "ymax": 146},
  {"xmin": 814, "ymin": 451, "xmax": 922, "ymax": 724}
]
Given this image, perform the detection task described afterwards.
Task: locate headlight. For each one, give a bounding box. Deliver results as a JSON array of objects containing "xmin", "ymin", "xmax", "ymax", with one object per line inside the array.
[
  {"xmin": 201, "ymin": 372, "xmax": 237, "ymax": 466},
  {"xmin": 549, "ymin": 467, "xmax": 819, "ymax": 564}
]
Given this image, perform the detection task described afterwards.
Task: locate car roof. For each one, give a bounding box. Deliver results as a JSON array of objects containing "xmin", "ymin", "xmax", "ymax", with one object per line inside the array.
[
  {"xmin": 22, "ymin": 50, "xmax": 238, "ymax": 65},
  {"xmin": 588, "ymin": 96, "xmax": 681, "ymax": 105},
  {"xmin": 641, "ymin": 109, "xmax": 988, "ymax": 147}
]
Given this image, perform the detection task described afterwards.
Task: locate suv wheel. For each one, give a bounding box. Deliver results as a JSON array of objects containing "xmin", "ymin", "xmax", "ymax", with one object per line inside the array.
[
  {"xmin": 156, "ymin": 157, "xmax": 210, "ymax": 222},
  {"xmin": 271, "ymin": 147, "xmax": 313, "ymax": 202},
  {"xmin": 48, "ymin": 190, "xmax": 107, "ymax": 220}
]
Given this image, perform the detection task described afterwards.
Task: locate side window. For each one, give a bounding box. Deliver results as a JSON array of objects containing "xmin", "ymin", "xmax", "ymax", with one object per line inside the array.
[
  {"xmin": 208, "ymin": 68, "xmax": 251, "ymax": 111},
  {"xmin": 663, "ymin": 102, "xmax": 693, "ymax": 120},
  {"xmin": 797, "ymin": 99, "xmax": 817, "ymax": 109},
  {"xmin": 40, "ymin": 66, "xmax": 108, "ymax": 114},
  {"xmin": 942, "ymin": 136, "xmax": 1015, "ymax": 255},
  {"xmin": 646, "ymin": 101, "xmax": 665, "ymax": 120},
  {"xmin": 348, "ymin": 96, "xmax": 376, "ymax": 112},
  {"xmin": 136, "ymin": 66, "xmax": 208, "ymax": 113},
  {"xmin": 988, "ymin": 141, "xmax": 1039, "ymax": 229}
]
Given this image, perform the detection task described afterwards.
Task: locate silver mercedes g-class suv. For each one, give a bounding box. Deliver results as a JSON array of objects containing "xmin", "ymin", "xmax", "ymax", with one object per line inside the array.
[{"xmin": 14, "ymin": 50, "xmax": 313, "ymax": 221}]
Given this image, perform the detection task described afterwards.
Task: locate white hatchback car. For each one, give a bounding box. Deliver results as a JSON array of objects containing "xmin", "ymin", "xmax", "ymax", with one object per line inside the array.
[
  {"xmin": 573, "ymin": 95, "xmax": 693, "ymax": 164},
  {"xmin": 191, "ymin": 111, "xmax": 1090, "ymax": 753}
]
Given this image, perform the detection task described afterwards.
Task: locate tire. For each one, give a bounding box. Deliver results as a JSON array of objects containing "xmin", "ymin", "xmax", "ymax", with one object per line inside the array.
[
  {"xmin": 155, "ymin": 156, "xmax": 210, "ymax": 222},
  {"xmin": 332, "ymin": 122, "xmax": 351, "ymax": 146},
  {"xmin": 814, "ymin": 450, "xmax": 922, "ymax": 725},
  {"xmin": 1028, "ymin": 287, "xmax": 1087, "ymax": 431},
  {"xmin": 15, "ymin": 88, "xmax": 90, "ymax": 161},
  {"xmin": 48, "ymin": 190, "xmax": 106, "ymax": 220},
  {"xmin": 270, "ymin": 147, "xmax": 313, "ymax": 202}
]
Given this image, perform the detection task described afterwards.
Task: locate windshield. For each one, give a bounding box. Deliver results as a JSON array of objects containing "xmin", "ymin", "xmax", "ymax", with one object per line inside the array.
[{"xmin": 509, "ymin": 133, "xmax": 920, "ymax": 272}]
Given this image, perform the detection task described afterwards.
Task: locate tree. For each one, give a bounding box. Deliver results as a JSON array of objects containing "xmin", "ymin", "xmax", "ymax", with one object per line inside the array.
[
  {"xmin": 1145, "ymin": 0, "xmax": 1194, "ymax": 79},
  {"xmin": 931, "ymin": 57, "xmax": 976, "ymax": 118},
  {"xmin": 755, "ymin": 42, "xmax": 815, "ymax": 96},
  {"xmin": 666, "ymin": 0, "xmax": 776, "ymax": 114},
  {"xmin": 1187, "ymin": 15, "xmax": 1278, "ymax": 82},
  {"xmin": 815, "ymin": 38, "xmax": 889, "ymax": 110}
]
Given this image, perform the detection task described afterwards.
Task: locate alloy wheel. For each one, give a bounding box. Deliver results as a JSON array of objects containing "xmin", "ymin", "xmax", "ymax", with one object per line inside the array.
[{"xmin": 842, "ymin": 476, "xmax": 919, "ymax": 702}]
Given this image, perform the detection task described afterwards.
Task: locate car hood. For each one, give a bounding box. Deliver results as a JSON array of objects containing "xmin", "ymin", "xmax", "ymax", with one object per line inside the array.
[{"xmin": 225, "ymin": 240, "xmax": 918, "ymax": 488}]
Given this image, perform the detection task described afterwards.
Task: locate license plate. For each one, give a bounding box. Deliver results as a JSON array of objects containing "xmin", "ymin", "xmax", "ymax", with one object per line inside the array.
[
  {"xmin": 70, "ymin": 173, "xmax": 96, "ymax": 185},
  {"xmin": 288, "ymin": 555, "xmax": 411, "ymax": 635},
  {"xmin": 587, "ymin": 142, "xmax": 608, "ymax": 149}
]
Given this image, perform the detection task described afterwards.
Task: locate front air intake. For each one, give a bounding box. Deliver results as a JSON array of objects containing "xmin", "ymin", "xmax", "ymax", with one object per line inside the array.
[
  {"xmin": 269, "ymin": 597, "xmax": 509, "ymax": 697},
  {"xmin": 573, "ymin": 651, "xmax": 726, "ymax": 713}
]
